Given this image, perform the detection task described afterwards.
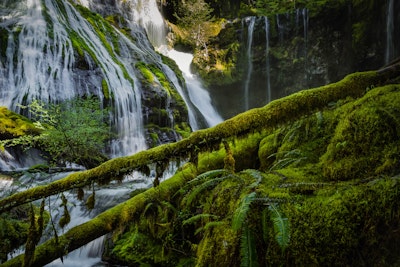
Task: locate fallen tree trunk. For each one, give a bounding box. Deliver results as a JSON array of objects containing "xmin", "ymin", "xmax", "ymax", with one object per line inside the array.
[
  {"xmin": 1, "ymin": 65, "xmax": 400, "ymax": 266},
  {"xmin": 0, "ymin": 163, "xmax": 197, "ymax": 267},
  {"xmin": 0, "ymin": 67, "xmax": 399, "ymax": 215}
]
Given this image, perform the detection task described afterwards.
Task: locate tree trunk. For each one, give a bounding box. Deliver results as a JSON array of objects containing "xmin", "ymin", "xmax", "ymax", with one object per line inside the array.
[
  {"xmin": 0, "ymin": 164, "xmax": 197, "ymax": 267},
  {"xmin": 0, "ymin": 66, "xmax": 399, "ymax": 215}
]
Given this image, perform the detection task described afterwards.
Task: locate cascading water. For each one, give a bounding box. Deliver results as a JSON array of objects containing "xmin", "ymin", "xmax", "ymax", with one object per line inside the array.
[
  {"xmin": 264, "ymin": 16, "xmax": 271, "ymax": 103},
  {"xmin": 0, "ymin": 0, "xmax": 148, "ymax": 158},
  {"xmin": 302, "ymin": 8, "xmax": 309, "ymax": 83},
  {"xmin": 386, "ymin": 0, "xmax": 394, "ymax": 64},
  {"xmin": 165, "ymin": 49, "xmax": 223, "ymax": 129},
  {"xmin": 0, "ymin": 0, "xmax": 75, "ymax": 109},
  {"xmin": 79, "ymin": 0, "xmax": 222, "ymax": 130},
  {"xmin": 243, "ymin": 17, "xmax": 256, "ymax": 111}
]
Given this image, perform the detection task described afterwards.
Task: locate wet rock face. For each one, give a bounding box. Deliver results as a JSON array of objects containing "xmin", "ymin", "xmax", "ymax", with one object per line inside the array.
[{"xmin": 191, "ymin": 1, "xmax": 400, "ymax": 119}]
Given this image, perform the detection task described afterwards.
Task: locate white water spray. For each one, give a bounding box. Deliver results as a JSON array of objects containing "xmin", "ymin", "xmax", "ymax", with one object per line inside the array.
[
  {"xmin": 243, "ymin": 17, "xmax": 256, "ymax": 111},
  {"xmin": 303, "ymin": 8, "xmax": 309, "ymax": 80},
  {"xmin": 165, "ymin": 49, "xmax": 223, "ymax": 129},
  {"xmin": 264, "ymin": 16, "xmax": 271, "ymax": 103}
]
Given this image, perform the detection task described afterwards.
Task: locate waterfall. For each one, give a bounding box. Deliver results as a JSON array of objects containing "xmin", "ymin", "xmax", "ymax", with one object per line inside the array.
[
  {"xmin": 243, "ymin": 17, "xmax": 256, "ymax": 111},
  {"xmin": 0, "ymin": 0, "xmax": 151, "ymax": 157},
  {"xmin": 385, "ymin": 0, "xmax": 394, "ymax": 64},
  {"xmin": 276, "ymin": 14, "xmax": 284, "ymax": 42},
  {"xmin": 164, "ymin": 49, "xmax": 223, "ymax": 129},
  {"xmin": 302, "ymin": 8, "xmax": 309, "ymax": 83},
  {"xmin": 264, "ymin": 16, "xmax": 271, "ymax": 103},
  {"xmin": 77, "ymin": 0, "xmax": 168, "ymax": 48},
  {"xmin": 0, "ymin": 0, "xmax": 75, "ymax": 109}
]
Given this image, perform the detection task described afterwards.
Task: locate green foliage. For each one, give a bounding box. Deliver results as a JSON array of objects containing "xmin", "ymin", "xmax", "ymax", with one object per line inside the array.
[
  {"xmin": 232, "ymin": 192, "xmax": 256, "ymax": 231},
  {"xmin": 3, "ymin": 97, "xmax": 111, "ymax": 169},
  {"xmin": 174, "ymin": 0, "xmax": 215, "ymax": 50},
  {"xmin": 269, "ymin": 204, "xmax": 290, "ymax": 250},
  {"xmin": 59, "ymin": 194, "xmax": 71, "ymax": 228},
  {"xmin": 240, "ymin": 224, "xmax": 258, "ymax": 267},
  {"xmin": 0, "ymin": 106, "xmax": 40, "ymax": 141}
]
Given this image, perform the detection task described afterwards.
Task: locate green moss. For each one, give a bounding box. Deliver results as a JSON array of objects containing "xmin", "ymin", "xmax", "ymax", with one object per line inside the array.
[
  {"xmin": 135, "ymin": 62, "xmax": 155, "ymax": 84},
  {"xmin": 0, "ymin": 107, "xmax": 40, "ymax": 139},
  {"xmin": 321, "ymin": 85, "xmax": 400, "ymax": 180},
  {"xmin": 0, "ymin": 204, "xmax": 50, "ymax": 263},
  {"xmin": 107, "ymin": 71, "xmax": 400, "ymax": 266},
  {"xmin": 101, "ymin": 79, "xmax": 110, "ymax": 100},
  {"xmin": 3, "ymin": 67, "xmax": 400, "ymax": 266}
]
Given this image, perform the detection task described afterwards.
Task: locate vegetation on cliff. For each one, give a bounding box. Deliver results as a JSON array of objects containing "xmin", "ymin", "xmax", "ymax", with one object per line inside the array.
[
  {"xmin": 0, "ymin": 97, "xmax": 110, "ymax": 169},
  {"xmin": 167, "ymin": 0, "xmax": 391, "ymax": 92}
]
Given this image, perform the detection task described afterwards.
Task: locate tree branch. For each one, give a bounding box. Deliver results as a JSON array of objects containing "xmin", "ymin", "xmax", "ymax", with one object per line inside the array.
[{"xmin": 0, "ymin": 67, "xmax": 399, "ymax": 215}]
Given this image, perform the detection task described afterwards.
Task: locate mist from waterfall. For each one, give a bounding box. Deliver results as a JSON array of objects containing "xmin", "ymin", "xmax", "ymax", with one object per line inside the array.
[
  {"xmin": 243, "ymin": 17, "xmax": 256, "ymax": 111},
  {"xmin": 165, "ymin": 49, "xmax": 223, "ymax": 129},
  {"xmin": 264, "ymin": 16, "xmax": 271, "ymax": 103}
]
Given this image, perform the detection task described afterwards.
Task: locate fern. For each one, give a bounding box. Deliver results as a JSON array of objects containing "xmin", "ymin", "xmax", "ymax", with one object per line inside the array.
[
  {"xmin": 182, "ymin": 213, "xmax": 219, "ymax": 226},
  {"xmin": 241, "ymin": 169, "xmax": 264, "ymax": 189},
  {"xmin": 232, "ymin": 192, "xmax": 256, "ymax": 231},
  {"xmin": 188, "ymin": 169, "xmax": 228, "ymax": 186},
  {"xmin": 184, "ymin": 176, "xmax": 231, "ymax": 207},
  {"xmin": 268, "ymin": 149, "xmax": 307, "ymax": 171},
  {"xmin": 240, "ymin": 224, "xmax": 259, "ymax": 267},
  {"xmin": 261, "ymin": 208, "xmax": 269, "ymax": 243},
  {"xmin": 269, "ymin": 204, "xmax": 290, "ymax": 250},
  {"xmin": 194, "ymin": 221, "xmax": 225, "ymax": 235}
]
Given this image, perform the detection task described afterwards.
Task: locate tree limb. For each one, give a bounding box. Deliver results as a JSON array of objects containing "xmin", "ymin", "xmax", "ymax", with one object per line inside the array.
[
  {"xmin": 0, "ymin": 67, "xmax": 399, "ymax": 215},
  {"xmin": 0, "ymin": 163, "xmax": 197, "ymax": 267}
]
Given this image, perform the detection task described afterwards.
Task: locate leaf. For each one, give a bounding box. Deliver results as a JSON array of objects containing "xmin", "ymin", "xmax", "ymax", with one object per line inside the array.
[
  {"xmin": 184, "ymin": 175, "xmax": 231, "ymax": 206},
  {"xmin": 194, "ymin": 221, "xmax": 225, "ymax": 235},
  {"xmin": 183, "ymin": 213, "xmax": 219, "ymax": 226},
  {"xmin": 240, "ymin": 225, "xmax": 258, "ymax": 267},
  {"xmin": 241, "ymin": 169, "xmax": 264, "ymax": 189},
  {"xmin": 232, "ymin": 192, "xmax": 256, "ymax": 231},
  {"xmin": 269, "ymin": 204, "xmax": 290, "ymax": 250}
]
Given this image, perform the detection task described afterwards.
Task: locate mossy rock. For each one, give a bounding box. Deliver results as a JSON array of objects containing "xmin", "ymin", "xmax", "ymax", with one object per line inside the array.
[
  {"xmin": 0, "ymin": 107, "xmax": 40, "ymax": 140},
  {"xmin": 321, "ymin": 85, "xmax": 400, "ymax": 180}
]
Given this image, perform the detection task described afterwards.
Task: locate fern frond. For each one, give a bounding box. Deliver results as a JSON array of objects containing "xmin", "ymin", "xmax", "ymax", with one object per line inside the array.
[
  {"xmin": 184, "ymin": 176, "xmax": 230, "ymax": 206},
  {"xmin": 232, "ymin": 192, "xmax": 256, "ymax": 231},
  {"xmin": 142, "ymin": 202, "xmax": 155, "ymax": 217},
  {"xmin": 269, "ymin": 204, "xmax": 290, "ymax": 250},
  {"xmin": 241, "ymin": 169, "xmax": 264, "ymax": 189},
  {"xmin": 240, "ymin": 224, "xmax": 258, "ymax": 267},
  {"xmin": 194, "ymin": 221, "xmax": 225, "ymax": 235},
  {"xmin": 183, "ymin": 213, "xmax": 219, "ymax": 226},
  {"xmin": 188, "ymin": 169, "xmax": 228, "ymax": 186},
  {"xmin": 269, "ymin": 149, "xmax": 307, "ymax": 171},
  {"xmin": 261, "ymin": 208, "xmax": 269, "ymax": 243},
  {"xmin": 160, "ymin": 200, "xmax": 178, "ymax": 214}
]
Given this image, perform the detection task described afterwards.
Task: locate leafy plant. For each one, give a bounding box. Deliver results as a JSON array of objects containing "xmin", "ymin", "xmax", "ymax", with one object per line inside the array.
[
  {"xmin": 1, "ymin": 97, "xmax": 111, "ymax": 169},
  {"xmin": 269, "ymin": 204, "xmax": 290, "ymax": 250},
  {"xmin": 240, "ymin": 224, "xmax": 259, "ymax": 267},
  {"xmin": 232, "ymin": 191, "xmax": 256, "ymax": 231}
]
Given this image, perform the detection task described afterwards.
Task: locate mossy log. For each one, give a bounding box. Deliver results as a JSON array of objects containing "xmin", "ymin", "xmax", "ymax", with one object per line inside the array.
[
  {"xmin": 0, "ymin": 66, "xmax": 399, "ymax": 215},
  {"xmin": 0, "ymin": 163, "xmax": 197, "ymax": 267},
  {"xmin": 0, "ymin": 64, "xmax": 399, "ymax": 266}
]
